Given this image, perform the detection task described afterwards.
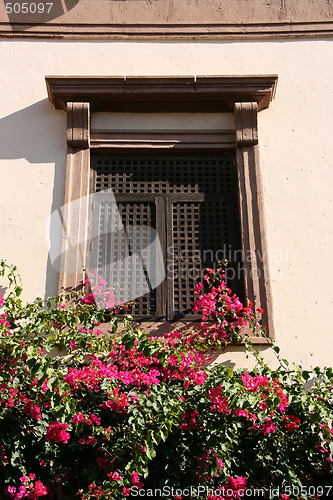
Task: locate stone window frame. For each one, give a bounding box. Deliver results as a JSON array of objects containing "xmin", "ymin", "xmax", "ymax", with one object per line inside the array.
[{"xmin": 46, "ymin": 75, "xmax": 278, "ymax": 342}]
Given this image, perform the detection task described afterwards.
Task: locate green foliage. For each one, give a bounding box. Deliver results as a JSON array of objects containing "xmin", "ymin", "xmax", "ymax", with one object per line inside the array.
[{"xmin": 0, "ymin": 261, "xmax": 332, "ymax": 500}]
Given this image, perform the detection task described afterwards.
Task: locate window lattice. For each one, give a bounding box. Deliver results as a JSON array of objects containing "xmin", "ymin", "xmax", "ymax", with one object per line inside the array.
[
  {"xmin": 93, "ymin": 156, "xmax": 234, "ymax": 195},
  {"xmin": 94, "ymin": 201, "xmax": 156, "ymax": 316},
  {"xmin": 90, "ymin": 154, "xmax": 242, "ymax": 320}
]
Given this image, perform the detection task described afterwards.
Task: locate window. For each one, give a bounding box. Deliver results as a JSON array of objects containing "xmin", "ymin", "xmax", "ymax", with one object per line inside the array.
[
  {"xmin": 46, "ymin": 75, "xmax": 278, "ymax": 339},
  {"xmin": 89, "ymin": 153, "xmax": 243, "ymax": 321}
]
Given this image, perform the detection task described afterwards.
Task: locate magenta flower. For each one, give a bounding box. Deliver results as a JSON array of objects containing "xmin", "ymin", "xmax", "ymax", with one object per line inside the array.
[
  {"xmin": 45, "ymin": 422, "xmax": 70, "ymax": 444},
  {"xmin": 241, "ymin": 371, "xmax": 269, "ymax": 392},
  {"xmin": 261, "ymin": 417, "xmax": 278, "ymax": 435}
]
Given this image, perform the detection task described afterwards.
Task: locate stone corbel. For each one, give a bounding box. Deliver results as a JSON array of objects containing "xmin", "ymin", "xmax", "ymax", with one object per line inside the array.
[
  {"xmin": 66, "ymin": 102, "xmax": 90, "ymax": 148},
  {"xmin": 235, "ymin": 102, "xmax": 258, "ymax": 147}
]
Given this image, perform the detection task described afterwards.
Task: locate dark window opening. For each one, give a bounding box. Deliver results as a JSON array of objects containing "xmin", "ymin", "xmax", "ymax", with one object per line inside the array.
[{"xmin": 89, "ymin": 154, "xmax": 244, "ymax": 321}]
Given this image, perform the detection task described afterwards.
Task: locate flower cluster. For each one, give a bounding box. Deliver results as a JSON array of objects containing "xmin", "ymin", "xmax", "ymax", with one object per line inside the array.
[
  {"xmin": 207, "ymin": 476, "xmax": 247, "ymax": 500},
  {"xmin": 282, "ymin": 414, "xmax": 301, "ymax": 432},
  {"xmin": 208, "ymin": 385, "xmax": 230, "ymax": 414},
  {"xmin": 0, "ymin": 259, "xmax": 332, "ymax": 500},
  {"xmin": 179, "ymin": 410, "xmax": 200, "ymax": 432},
  {"xmin": 185, "ymin": 262, "xmax": 264, "ymax": 349},
  {"xmin": 83, "ymin": 272, "xmax": 131, "ymax": 313},
  {"xmin": 6, "ymin": 475, "xmax": 47, "ymax": 499},
  {"xmin": 45, "ymin": 422, "xmax": 70, "ymax": 444},
  {"xmin": 100, "ymin": 388, "xmax": 130, "ymax": 414}
]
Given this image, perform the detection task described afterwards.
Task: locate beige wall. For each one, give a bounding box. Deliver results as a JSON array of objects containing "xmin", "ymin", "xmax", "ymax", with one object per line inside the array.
[{"xmin": 0, "ymin": 39, "xmax": 332, "ymax": 367}]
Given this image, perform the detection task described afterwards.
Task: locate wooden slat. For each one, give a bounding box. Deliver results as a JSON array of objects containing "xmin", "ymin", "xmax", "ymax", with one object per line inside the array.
[
  {"xmin": 156, "ymin": 197, "xmax": 166, "ymax": 319},
  {"xmin": 166, "ymin": 198, "xmax": 174, "ymax": 321}
]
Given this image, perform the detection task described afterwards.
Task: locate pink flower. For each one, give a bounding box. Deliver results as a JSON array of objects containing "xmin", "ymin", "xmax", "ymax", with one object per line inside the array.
[
  {"xmin": 180, "ymin": 410, "xmax": 200, "ymax": 431},
  {"xmin": 208, "ymin": 386, "xmax": 230, "ymax": 414},
  {"xmin": 41, "ymin": 378, "xmax": 49, "ymax": 393},
  {"xmin": 0, "ymin": 293, "xmax": 4, "ymax": 307},
  {"xmin": 241, "ymin": 371, "xmax": 269, "ymax": 392},
  {"xmin": 45, "ymin": 421, "xmax": 70, "ymax": 444},
  {"xmin": 30, "ymin": 405, "xmax": 42, "ymax": 420},
  {"xmin": 108, "ymin": 471, "xmax": 122, "ymax": 481},
  {"xmin": 89, "ymin": 413, "xmax": 101, "ymax": 425},
  {"xmin": 106, "ymin": 299, "xmax": 115, "ymax": 309},
  {"xmin": 72, "ymin": 412, "xmax": 85, "ymax": 425},
  {"xmin": 217, "ymin": 458, "xmax": 224, "ymax": 470},
  {"xmin": 101, "ymin": 389, "xmax": 130, "ymax": 414},
  {"xmin": 193, "ymin": 371, "xmax": 207, "ymax": 385},
  {"xmin": 33, "ymin": 480, "xmax": 48, "ymax": 497},
  {"xmin": 69, "ymin": 341, "xmax": 77, "ymax": 351},
  {"xmin": 261, "ymin": 417, "xmax": 278, "ymax": 435},
  {"xmin": 228, "ymin": 475, "xmax": 247, "ymax": 489},
  {"xmin": 82, "ymin": 293, "xmax": 95, "ymax": 305},
  {"xmin": 234, "ymin": 409, "xmax": 248, "ymax": 418},
  {"xmin": 275, "ymin": 388, "xmax": 289, "ymax": 412},
  {"xmin": 5, "ymin": 486, "xmax": 16, "ymax": 497},
  {"xmin": 194, "ymin": 283, "xmax": 203, "ymax": 295},
  {"xmin": 132, "ymin": 471, "xmax": 140, "ymax": 484}
]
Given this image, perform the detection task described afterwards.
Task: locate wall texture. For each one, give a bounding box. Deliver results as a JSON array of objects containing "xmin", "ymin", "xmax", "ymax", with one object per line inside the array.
[{"xmin": 0, "ymin": 38, "xmax": 332, "ymax": 367}]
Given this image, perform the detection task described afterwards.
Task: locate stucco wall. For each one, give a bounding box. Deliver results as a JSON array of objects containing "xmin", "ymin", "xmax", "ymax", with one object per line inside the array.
[{"xmin": 0, "ymin": 39, "xmax": 332, "ymax": 367}]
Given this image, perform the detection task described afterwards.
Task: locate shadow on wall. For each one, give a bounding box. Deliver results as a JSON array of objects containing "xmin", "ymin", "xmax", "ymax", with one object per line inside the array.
[{"xmin": 0, "ymin": 99, "xmax": 66, "ymax": 300}]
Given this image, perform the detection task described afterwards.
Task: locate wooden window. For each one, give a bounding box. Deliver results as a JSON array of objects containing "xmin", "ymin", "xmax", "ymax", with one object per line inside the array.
[
  {"xmin": 46, "ymin": 75, "xmax": 278, "ymax": 339},
  {"xmin": 90, "ymin": 154, "xmax": 243, "ymax": 321}
]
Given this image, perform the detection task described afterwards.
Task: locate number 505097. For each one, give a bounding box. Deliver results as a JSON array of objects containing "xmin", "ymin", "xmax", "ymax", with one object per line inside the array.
[{"xmin": 5, "ymin": 3, "xmax": 54, "ymax": 14}]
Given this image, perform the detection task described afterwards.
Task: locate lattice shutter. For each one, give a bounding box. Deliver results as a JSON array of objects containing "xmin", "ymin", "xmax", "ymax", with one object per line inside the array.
[
  {"xmin": 88, "ymin": 197, "xmax": 157, "ymax": 317},
  {"xmin": 90, "ymin": 154, "xmax": 242, "ymax": 320},
  {"xmin": 93, "ymin": 156, "xmax": 234, "ymax": 195}
]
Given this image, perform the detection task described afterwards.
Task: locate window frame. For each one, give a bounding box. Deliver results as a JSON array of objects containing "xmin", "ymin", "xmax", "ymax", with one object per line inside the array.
[{"xmin": 46, "ymin": 75, "xmax": 278, "ymax": 342}]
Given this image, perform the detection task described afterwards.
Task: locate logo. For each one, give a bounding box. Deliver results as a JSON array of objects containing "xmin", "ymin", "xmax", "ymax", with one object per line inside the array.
[{"xmin": 46, "ymin": 189, "xmax": 165, "ymax": 309}]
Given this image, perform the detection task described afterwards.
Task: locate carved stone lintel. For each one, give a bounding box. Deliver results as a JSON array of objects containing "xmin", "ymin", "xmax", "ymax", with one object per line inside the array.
[
  {"xmin": 67, "ymin": 102, "xmax": 90, "ymax": 148},
  {"xmin": 234, "ymin": 102, "xmax": 258, "ymax": 147}
]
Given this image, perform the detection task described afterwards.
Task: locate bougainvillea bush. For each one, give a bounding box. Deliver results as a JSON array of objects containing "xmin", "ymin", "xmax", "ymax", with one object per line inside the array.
[{"xmin": 0, "ymin": 260, "xmax": 332, "ymax": 500}]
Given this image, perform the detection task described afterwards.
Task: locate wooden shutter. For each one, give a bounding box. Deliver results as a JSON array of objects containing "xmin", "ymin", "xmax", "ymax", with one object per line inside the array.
[{"xmin": 90, "ymin": 154, "xmax": 243, "ymax": 320}]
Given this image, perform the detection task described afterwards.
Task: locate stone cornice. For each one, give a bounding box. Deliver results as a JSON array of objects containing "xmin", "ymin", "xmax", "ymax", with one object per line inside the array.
[{"xmin": 46, "ymin": 75, "xmax": 278, "ymax": 113}]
